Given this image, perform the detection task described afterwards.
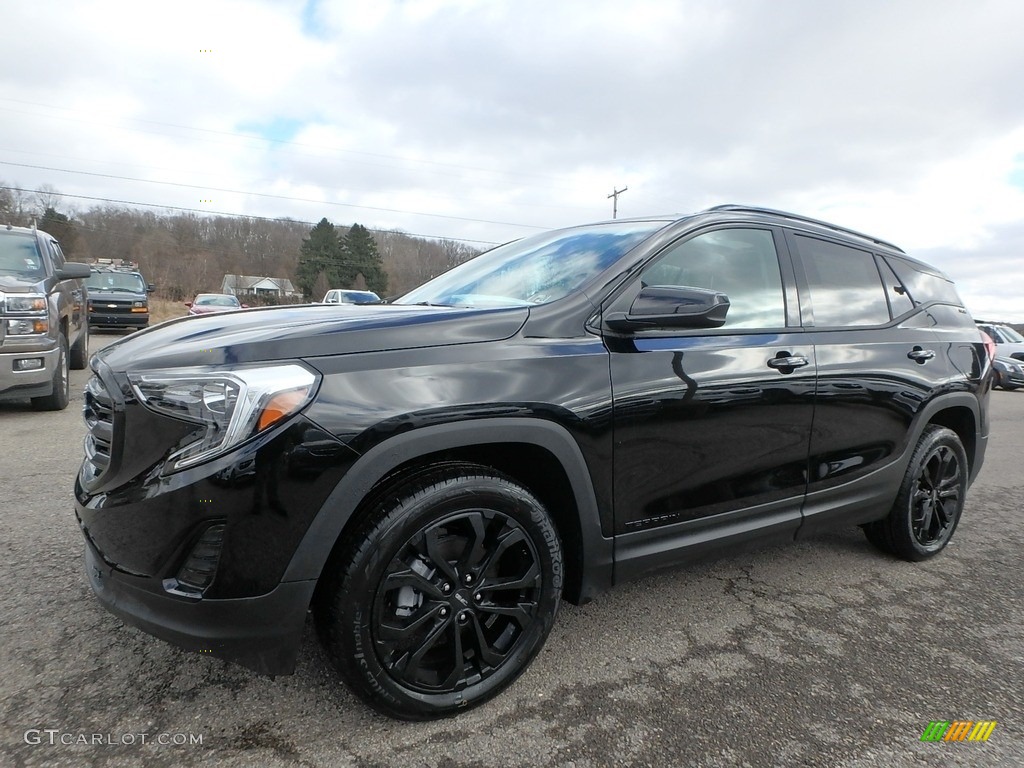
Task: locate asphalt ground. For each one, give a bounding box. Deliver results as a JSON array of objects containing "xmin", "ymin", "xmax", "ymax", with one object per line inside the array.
[{"xmin": 1, "ymin": 331, "xmax": 1021, "ymax": 767}]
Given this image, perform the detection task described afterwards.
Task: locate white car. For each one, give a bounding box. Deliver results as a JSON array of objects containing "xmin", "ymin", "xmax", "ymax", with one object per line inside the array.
[
  {"xmin": 322, "ymin": 289, "xmax": 381, "ymax": 305},
  {"xmin": 976, "ymin": 322, "xmax": 1024, "ymax": 360}
]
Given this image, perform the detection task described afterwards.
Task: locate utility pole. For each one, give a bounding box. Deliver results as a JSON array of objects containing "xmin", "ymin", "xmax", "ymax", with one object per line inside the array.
[{"xmin": 607, "ymin": 186, "xmax": 628, "ymax": 219}]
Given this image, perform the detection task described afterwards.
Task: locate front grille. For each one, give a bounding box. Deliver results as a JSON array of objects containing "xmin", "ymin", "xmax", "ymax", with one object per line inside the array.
[
  {"xmin": 91, "ymin": 300, "xmax": 135, "ymax": 315},
  {"xmin": 82, "ymin": 374, "xmax": 116, "ymax": 482}
]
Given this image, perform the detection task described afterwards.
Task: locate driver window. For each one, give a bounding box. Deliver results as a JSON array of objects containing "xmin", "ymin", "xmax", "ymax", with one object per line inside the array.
[{"xmin": 641, "ymin": 228, "xmax": 786, "ymax": 329}]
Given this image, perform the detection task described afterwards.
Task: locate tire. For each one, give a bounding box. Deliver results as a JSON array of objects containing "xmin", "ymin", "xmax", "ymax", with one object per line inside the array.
[
  {"xmin": 70, "ymin": 323, "xmax": 89, "ymax": 370},
  {"xmin": 316, "ymin": 464, "xmax": 563, "ymax": 720},
  {"xmin": 31, "ymin": 335, "xmax": 70, "ymax": 411},
  {"xmin": 862, "ymin": 425, "xmax": 968, "ymax": 561},
  {"xmin": 991, "ymin": 369, "xmax": 1003, "ymax": 389}
]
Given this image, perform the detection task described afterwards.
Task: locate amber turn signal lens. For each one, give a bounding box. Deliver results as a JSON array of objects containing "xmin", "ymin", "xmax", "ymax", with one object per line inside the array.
[{"xmin": 257, "ymin": 388, "xmax": 310, "ymax": 431}]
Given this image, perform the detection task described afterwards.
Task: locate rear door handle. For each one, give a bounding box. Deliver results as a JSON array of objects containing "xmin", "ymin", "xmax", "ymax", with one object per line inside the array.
[
  {"xmin": 907, "ymin": 348, "xmax": 935, "ymax": 363},
  {"xmin": 767, "ymin": 355, "xmax": 809, "ymax": 371}
]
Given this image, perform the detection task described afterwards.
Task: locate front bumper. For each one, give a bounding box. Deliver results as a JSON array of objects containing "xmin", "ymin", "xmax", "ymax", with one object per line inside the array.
[
  {"xmin": 0, "ymin": 342, "xmax": 58, "ymax": 400},
  {"xmin": 83, "ymin": 533, "xmax": 315, "ymax": 675},
  {"xmin": 89, "ymin": 312, "xmax": 149, "ymax": 328}
]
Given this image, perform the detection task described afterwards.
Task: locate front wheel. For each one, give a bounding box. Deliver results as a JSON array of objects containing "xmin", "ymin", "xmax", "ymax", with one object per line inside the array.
[
  {"xmin": 863, "ymin": 425, "xmax": 968, "ymax": 561},
  {"xmin": 316, "ymin": 464, "xmax": 563, "ymax": 720},
  {"xmin": 31, "ymin": 335, "xmax": 70, "ymax": 411},
  {"xmin": 70, "ymin": 323, "xmax": 89, "ymax": 370}
]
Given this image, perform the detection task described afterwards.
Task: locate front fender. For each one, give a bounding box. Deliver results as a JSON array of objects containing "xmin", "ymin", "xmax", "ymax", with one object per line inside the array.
[{"xmin": 280, "ymin": 418, "xmax": 613, "ymax": 604}]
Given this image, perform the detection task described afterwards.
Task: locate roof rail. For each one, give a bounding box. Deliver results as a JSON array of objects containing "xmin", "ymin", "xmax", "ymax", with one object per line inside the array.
[{"xmin": 705, "ymin": 204, "xmax": 905, "ymax": 253}]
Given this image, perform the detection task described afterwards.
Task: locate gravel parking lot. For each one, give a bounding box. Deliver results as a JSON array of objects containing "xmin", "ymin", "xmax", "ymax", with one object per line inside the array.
[{"xmin": 2, "ymin": 332, "xmax": 1022, "ymax": 768}]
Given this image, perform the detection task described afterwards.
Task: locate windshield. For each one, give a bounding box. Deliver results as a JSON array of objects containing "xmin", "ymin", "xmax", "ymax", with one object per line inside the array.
[
  {"xmin": 395, "ymin": 220, "xmax": 667, "ymax": 308},
  {"xmin": 196, "ymin": 295, "xmax": 240, "ymax": 307},
  {"xmin": 0, "ymin": 234, "xmax": 45, "ymax": 279},
  {"xmin": 998, "ymin": 325, "xmax": 1024, "ymax": 343},
  {"xmin": 87, "ymin": 272, "xmax": 146, "ymax": 293},
  {"xmin": 338, "ymin": 290, "xmax": 379, "ymax": 303}
]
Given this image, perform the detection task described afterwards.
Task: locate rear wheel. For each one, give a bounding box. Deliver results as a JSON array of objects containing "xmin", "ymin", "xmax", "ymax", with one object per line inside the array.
[
  {"xmin": 31, "ymin": 335, "xmax": 70, "ymax": 411},
  {"xmin": 863, "ymin": 426, "xmax": 967, "ymax": 561},
  {"xmin": 316, "ymin": 464, "xmax": 563, "ymax": 720}
]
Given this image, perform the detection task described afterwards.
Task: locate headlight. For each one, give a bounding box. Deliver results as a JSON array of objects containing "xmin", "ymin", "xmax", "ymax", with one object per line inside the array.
[
  {"xmin": 6, "ymin": 318, "xmax": 48, "ymax": 335},
  {"xmin": 6, "ymin": 295, "xmax": 46, "ymax": 312},
  {"xmin": 128, "ymin": 364, "xmax": 318, "ymax": 471}
]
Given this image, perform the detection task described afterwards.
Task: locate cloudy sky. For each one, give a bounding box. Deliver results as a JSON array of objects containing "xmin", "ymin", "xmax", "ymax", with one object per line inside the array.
[{"xmin": 2, "ymin": 0, "xmax": 1022, "ymax": 319}]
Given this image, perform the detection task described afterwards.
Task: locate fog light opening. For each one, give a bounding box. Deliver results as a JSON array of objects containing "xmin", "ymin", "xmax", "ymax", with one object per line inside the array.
[
  {"xmin": 14, "ymin": 357, "xmax": 45, "ymax": 371},
  {"xmin": 170, "ymin": 523, "xmax": 227, "ymax": 593}
]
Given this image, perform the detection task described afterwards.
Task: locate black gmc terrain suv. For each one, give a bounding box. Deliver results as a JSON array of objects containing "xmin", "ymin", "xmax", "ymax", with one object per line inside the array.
[{"xmin": 76, "ymin": 206, "xmax": 991, "ymax": 719}]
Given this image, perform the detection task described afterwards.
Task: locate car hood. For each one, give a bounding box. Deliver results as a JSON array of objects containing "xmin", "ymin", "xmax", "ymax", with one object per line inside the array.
[
  {"xmin": 94, "ymin": 303, "xmax": 530, "ymax": 372},
  {"xmin": 88, "ymin": 290, "xmax": 145, "ymax": 302},
  {"xmin": 0, "ymin": 275, "xmax": 46, "ymax": 293}
]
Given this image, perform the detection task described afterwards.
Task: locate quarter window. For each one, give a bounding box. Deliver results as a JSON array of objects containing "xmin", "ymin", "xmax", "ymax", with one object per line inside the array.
[
  {"xmin": 795, "ymin": 235, "xmax": 889, "ymax": 327},
  {"xmin": 640, "ymin": 228, "xmax": 786, "ymax": 329},
  {"xmin": 877, "ymin": 257, "xmax": 914, "ymax": 318}
]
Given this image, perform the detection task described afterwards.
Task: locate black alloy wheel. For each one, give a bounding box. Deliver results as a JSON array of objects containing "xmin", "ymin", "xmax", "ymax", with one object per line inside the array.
[
  {"xmin": 909, "ymin": 442, "xmax": 962, "ymax": 549},
  {"xmin": 316, "ymin": 464, "xmax": 563, "ymax": 720},
  {"xmin": 862, "ymin": 425, "xmax": 968, "ymax": 561}
]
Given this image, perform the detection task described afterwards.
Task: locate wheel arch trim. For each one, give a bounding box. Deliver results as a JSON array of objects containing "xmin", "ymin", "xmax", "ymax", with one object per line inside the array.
[{"xmin": 281, "ymin": 418, "xmax": 613, "ymax": 603}]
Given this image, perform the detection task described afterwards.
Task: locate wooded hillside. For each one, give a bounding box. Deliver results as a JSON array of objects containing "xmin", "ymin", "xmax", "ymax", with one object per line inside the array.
[{"xmin": 0, "ymin": 184, "xmax": 480, "ymax": 301}]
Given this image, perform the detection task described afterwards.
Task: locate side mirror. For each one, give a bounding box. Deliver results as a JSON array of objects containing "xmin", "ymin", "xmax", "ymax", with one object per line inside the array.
[
  {"xmin": 147, "ymin": 284, "xmax": 156, "ymax": 293},
  {"xmin": 57, "ymin": 262, "xmax": 92, "ymax": 280},
  {"xmin": 241, "ymin": 303, "xmax": 250, "ymax": 309},
  {"xmin": 184, "ymin": 302, "xmax": 192, "ymax": 307},
  {"xmin": 604, "ymin": 285, "xmax": 730, "ymax": 331}
]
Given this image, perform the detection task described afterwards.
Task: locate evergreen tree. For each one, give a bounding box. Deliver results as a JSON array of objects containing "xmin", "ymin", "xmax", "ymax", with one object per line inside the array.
[
  {"xmin": 344, "ymin": 223, "xmax": 388, "ymax": 295},
  {"xmin": 296, "ymin": 218, "xmax": 342, "ymax": 298},
  {"xmin": 39, "ymin": 207, "xmax": 77, "ymax": 255}
]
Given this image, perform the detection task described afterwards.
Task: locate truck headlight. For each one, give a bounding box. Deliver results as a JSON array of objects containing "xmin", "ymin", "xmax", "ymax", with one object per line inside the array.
[
  {"xmin": 7, "ymin": 318, "xmax": 48, "ymax": 335},
  {"xmin": 128, "ymin": 364, "xmax": 318, "ymax": 471},
  {"xmin": 5, "ymin": 295, "xmax": 46, "ymax": 312}
]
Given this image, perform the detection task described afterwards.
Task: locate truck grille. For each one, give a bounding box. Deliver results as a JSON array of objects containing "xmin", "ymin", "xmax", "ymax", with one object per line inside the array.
[
  {"xmin": 91, "ymin": 300, "xmax": 135, "ymax": 314},
  {"xmin": 82, "ymin": 374, "xmax": 116, "ymax": 481}
]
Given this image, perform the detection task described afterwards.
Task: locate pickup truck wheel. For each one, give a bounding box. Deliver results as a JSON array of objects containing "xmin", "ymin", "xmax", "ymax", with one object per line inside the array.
[
  {"xmin": 70, "ymin": 323, "xmax": 89, "ymax": 370},
  {"xmin": 863, "ymin": 426, "xmax": 967, "ymax": 561},
  {"xmin": 31, "ymin": 335, "xmax": 70, "ymax": 411},
  {"xmin": 316, "ymin": 465, "xmax": 563, "ymax": 720}
]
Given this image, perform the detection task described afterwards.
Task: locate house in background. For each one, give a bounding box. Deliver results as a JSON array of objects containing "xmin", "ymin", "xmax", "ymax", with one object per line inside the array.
[{"xmin": 221, "ymin": 274, "xmax": 303, "ymax": 300}]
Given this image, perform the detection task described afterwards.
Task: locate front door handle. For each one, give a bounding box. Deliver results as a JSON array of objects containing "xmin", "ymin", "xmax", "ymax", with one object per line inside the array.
[
  {"xmin": 767, "ymin": 354, "xmax": 809, "ymax": 372},
  {"xmin": 907, "ymin": 348, "xmax": 935, "ymax": 363}
]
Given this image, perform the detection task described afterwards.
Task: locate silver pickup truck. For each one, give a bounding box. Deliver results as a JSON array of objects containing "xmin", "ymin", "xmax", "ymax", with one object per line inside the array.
[{"xmin": 0, "ymin": 224, "xmax": 91, "ymax": 410}]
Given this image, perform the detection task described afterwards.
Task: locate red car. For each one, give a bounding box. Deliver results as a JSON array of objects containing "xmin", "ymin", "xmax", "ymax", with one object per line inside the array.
[{"xmin": 185, "ymin": 293, "xmax": 246, "ymax": 316}]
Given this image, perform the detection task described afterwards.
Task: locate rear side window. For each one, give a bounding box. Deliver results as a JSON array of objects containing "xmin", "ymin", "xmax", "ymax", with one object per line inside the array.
[
  {"xmin": 884, "ymin": 256, "xmax": 962, "ymax": 307},
  {"xmin": 793, "ymin": 234, "xmax": 889, "ymax": 327}
]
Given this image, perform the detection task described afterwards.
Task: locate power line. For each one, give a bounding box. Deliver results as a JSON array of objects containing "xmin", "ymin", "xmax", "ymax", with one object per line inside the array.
[
  {"xmin": 0, "ymin": 97, "xmax": 582, "ymax": 189},
  {"xmin": 0, "ymin": 145, "xmax": 597, "ymax": 214},
  {"xmin": 0, "ymin": 185, "xmax": 501, "ymax": 246},
  {"xmin": 0, "ymin": 160, "xmax": 547, "ymax": 231}
]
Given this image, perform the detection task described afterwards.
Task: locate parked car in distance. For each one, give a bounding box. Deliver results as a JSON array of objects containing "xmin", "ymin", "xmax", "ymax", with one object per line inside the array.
[
  {"xmin": 0, "ymin": 224, "xmax": 91, "ymax": 410},
  {"xmin": 321, "ymin": 289, "xmax": 381, "ymax": 305},
  {"xmin": 185, "ymin": 293, "xmax": 246, "ymax": 315},
  {"xmin": 992, "ymin": 356, "xmax": 1024, "ymax": 390},
  {"xmin": 86, "ymin": 268, "xmax": 154, "ymax": 331},
  {"xmin": 77, "ymin": 205, "xmax": 991, "ymax": 720},
  {"xmin": 976, "ymin": 321, "xmax": 1024, "ymax": 360}
]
